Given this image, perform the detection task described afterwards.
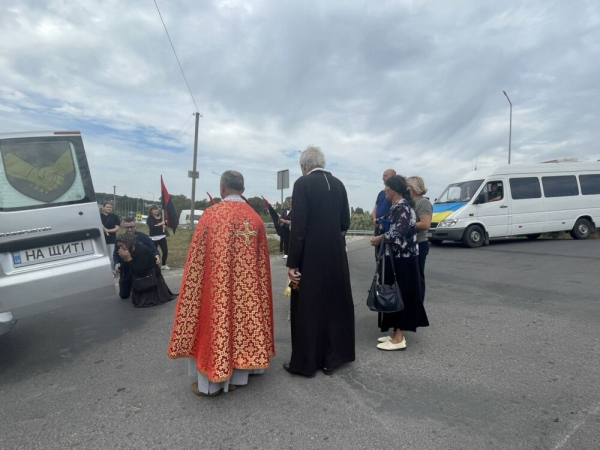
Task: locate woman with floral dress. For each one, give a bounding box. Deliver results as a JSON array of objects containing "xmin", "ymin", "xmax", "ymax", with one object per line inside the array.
[{"xmin": 370, "ymin": 175, "xmax": 429, "ymax": 351}]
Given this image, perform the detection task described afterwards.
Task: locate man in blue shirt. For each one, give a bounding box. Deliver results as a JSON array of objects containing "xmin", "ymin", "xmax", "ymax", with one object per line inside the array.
[
  {"xmin": 371, "ymin": 169, "xmax": 396, "ymax": 257},
  {"xmin": 113, "ymin": 217, "xmax": 160, "ymax": 299}
]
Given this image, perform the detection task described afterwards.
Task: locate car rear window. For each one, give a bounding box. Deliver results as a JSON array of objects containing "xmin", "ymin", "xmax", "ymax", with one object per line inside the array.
[{"xmin": 0, "ymin": 135, "xmax": 96, "ymax": 211}]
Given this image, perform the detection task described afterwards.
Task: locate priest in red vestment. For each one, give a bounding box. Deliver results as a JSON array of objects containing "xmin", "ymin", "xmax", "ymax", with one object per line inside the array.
[{"xmin": 168, "ymin": 170, "xmax": 275, "ymax": 396}]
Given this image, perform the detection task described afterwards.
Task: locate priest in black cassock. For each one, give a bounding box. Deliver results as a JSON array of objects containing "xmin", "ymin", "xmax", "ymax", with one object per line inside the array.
[{"xmin": 284, "ymin": 146, "xmax": 355, "ymax": 377}]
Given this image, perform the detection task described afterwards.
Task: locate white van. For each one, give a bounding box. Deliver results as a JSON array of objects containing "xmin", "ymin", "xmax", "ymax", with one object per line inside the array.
[
  {"xmin": 429, "ymin": 162, "xmax": 600, "ymax": 247},
  {"xmin": 179, "ymin": 209, "xmax": 203, "ymax": 229},
  {"xmin": 0, "ymin": 131, "xmax": 115, "ymax": 335}
]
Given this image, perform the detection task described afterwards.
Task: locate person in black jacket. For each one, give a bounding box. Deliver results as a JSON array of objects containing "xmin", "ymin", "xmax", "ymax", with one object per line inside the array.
[
  {"xmin": 115, "ymin": 233, "xmax": 176, "ymax": 308},
  {"xmin": 114, "ymin": 217, "xmax": 160, "ymax": 299},
  {"xmin": 146, "ymin": 204, "xmax": 170, "ymax": 270}
]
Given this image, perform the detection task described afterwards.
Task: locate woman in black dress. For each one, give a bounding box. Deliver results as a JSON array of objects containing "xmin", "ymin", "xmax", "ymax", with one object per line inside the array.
[
  {"xmin": 370, "ymin": 175, "xmax": 429, "ymax": 350},
  {"xmin": 115, "ymin": 233, "xmax": 177, "ymax": 308}
]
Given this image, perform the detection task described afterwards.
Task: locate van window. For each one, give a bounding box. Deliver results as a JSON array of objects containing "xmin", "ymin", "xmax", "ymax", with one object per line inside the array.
[
  {"xmin": 437, "ymin": 179, "xmax": 484, "ymax": 203},
  {"xmin": 0, "ymin": 135, "xmax": 96, "ymax": 212},
  {"xmin": 510, "ymin": 177, "xmax": 542, "ymax": 200},
  {"xmin": 481, "ymin": 181, "xmax": 504, "ymax": 203},
  {"xmin": 579, "ymin": 174, "xmax": 600, "ymax": 195},
  {"xmin": 542, "ymin": 176, "xmax": 579, "ymax": 198}
]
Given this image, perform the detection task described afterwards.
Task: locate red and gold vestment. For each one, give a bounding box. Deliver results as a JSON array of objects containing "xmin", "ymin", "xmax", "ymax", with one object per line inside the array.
[{"xmin": 168, "ymin": 200, "xmax": 275, "ymax": 383}]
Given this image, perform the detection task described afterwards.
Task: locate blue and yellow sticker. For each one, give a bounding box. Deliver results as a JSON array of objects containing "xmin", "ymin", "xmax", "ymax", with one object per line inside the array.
[{"xmin": 432, "ymin": 202, "xmax": 467, "ymax": 224}]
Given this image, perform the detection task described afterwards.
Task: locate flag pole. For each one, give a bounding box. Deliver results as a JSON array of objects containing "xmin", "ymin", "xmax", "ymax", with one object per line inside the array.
[{"xmin": 190, "ymin": 112, "xmax": 200, "ymax": 230}]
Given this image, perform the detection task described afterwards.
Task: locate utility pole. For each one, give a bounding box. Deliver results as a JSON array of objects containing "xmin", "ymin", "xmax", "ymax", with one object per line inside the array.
[
  {"xmin": 190, "ymin": 112, "xmax": 200, "ymax": 230},
  {"xmin": 113, "ymin": 186, "xmax": 116, "ymax": 210},
  {"xmin": 503, "ymin": 90, "xmax": 512, "ymax": 164}
]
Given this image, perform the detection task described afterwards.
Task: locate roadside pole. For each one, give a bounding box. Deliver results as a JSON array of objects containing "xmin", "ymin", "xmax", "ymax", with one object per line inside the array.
[{"xmin": 189, "ymin": 112, "xmax": 200, "ymax": 230}]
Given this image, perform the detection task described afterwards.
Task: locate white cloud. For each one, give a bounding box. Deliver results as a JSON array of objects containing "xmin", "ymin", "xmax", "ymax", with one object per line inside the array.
[{"xmin": 1, "ymin": 0, "xmax": 599, "ymax": 209}]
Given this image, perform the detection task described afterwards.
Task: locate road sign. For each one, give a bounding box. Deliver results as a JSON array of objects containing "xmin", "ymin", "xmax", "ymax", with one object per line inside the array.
[
  {"xmin": 188, "ymin": 170, "xmax": 199, "ymax": 179},
  {"xmin": 135, "ymin": 214, "xmax": 143, "ymax": 221},
  {"xmin": 277, "ymin": 170, "xmax": 289, "ymax": 190}
]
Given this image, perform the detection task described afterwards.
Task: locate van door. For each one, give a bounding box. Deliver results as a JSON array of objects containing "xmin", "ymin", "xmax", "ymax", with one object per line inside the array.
[
  {"xmin": 475, "ymin": 179, "xmax": 509, "ymax": 237},
  {"xmin": 0, "ymin": 132, "xmax": 115, "ymax": 334}
]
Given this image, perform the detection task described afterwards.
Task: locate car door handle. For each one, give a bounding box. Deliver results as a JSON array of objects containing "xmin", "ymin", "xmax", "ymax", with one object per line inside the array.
[{"xmin": 500, "ymin": 205, "xmax": 508, "ymax": 208}]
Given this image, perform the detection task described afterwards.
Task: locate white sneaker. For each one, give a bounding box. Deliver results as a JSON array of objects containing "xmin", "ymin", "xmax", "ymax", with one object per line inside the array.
[
  {"xmin": 161, "ymin": 265, "xmax": 170, "ymax": 270},
  {"xmin": 376, "ymin": 338, "xmax": 407, "ymax": 351},
  {"xmin": 283, "ymin": 255, "xmax": 288, "ymax": 259},
  {"xmin": 377, "ymin": 336, "xmax": 407, "ymax": 344}
]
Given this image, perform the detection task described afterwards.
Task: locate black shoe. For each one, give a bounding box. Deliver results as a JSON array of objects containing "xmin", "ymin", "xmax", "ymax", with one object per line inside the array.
[
  {"xmin": 322, "ymin": 367, "xmax": 335, "ymax": 376},
  {"xmin": 283, "ymin": 362, "xmax": 316, "ymax": 378}
]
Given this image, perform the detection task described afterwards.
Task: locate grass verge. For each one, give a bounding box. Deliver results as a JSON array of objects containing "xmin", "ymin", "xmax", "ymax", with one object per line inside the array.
[{"xmin": 120, "ymin": 225, "xmax": 284, "ymax": 269}]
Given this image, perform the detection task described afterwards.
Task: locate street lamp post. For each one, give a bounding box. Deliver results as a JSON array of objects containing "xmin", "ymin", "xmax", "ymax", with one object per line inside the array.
[
  {"xmin": 147, "ymin": 191, "xmax": 154, "ymax": 203},
  {"xmin": 503, "ymin": 90, "xmax": 512, "ymax": 164}
]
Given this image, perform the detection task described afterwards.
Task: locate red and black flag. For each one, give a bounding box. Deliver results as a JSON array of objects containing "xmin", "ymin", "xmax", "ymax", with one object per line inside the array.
[
  {"xmin": 262, "ymin": 196, "xmax": 283, "ymax": 236},
  {"xmin": 161, "ymin": 176, "xmax": 179, "ymax": 234},
  {"xmin": 207, "ymin": 192, "xmax": 216, "ymax": 205}
]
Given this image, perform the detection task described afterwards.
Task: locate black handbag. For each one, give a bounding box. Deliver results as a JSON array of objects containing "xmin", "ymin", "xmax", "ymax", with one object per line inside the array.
[
  {"xmin": 133, "ymin": 267, "xmax": 158, "ymax": 292},
  {"xmin": 366, "ymin": 243, "xmax": 404, "ymax": 313}
]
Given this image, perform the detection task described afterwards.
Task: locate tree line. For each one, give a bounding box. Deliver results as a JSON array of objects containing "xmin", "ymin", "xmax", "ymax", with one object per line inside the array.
[{"xmin": 96, "ymin": 192, "xmax": 373, "ymax": 230}]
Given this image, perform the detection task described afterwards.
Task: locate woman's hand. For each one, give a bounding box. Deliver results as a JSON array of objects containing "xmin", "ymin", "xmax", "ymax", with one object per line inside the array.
[
  {"xmin": 118, "ymin": 248, "xmax": 132, "ymax": 262},
  {"xmin": 370, "ymin": 235, "xmax": 383, "ymax": 247}
]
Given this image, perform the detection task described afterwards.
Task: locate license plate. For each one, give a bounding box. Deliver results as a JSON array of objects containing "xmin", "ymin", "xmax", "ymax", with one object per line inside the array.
[
  {"xmin": 12, "ymin": 240, "xmax": 94, "ymax": 268},
  {"xmin": 426, "ymin": 232, "xmax": 433, "ymax": 238}
]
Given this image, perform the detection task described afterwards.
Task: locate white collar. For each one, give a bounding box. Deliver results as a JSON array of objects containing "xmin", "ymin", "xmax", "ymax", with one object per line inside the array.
[
  {"xmin": 307, "ymin": 168, "xmax": 327, "ymax": 175},
  {"xmin": 223, "ymin": 195, "xmax": 245, "ymax": 203}
]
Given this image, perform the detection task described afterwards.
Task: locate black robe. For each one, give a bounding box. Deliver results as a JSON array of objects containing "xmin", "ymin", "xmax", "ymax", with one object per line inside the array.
[
  {"xmin": 120, "ymin": 245, "xmax": 176, "ymax": 308},
  {"xmin": 286, "ymin": 170, "xmax": 355, "ymax": 375}
]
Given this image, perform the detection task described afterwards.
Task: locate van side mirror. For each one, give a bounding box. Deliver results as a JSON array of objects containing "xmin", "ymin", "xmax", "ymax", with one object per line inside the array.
[{"xmin": 474, "ymin": 193, "xmax": 486, "ymax": 205}]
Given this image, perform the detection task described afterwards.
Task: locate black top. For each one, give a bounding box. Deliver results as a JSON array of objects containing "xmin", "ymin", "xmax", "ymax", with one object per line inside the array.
[
  {"xmin": 100, "ymin": 213, "xmax": 120, "ymax": 244},
  {"xmin": 146, "ymin": 214, "xmax": 165, "ymax": 237},
  {"xmin": 119, "ymin": 244, "xmax": 156, "ymax": 276}
]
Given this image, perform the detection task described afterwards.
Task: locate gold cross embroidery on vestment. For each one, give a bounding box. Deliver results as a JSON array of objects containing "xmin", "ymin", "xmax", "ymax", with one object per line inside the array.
[{"xmin": 235, "ymin": 221, "xmax": 258, "ymax": 246}]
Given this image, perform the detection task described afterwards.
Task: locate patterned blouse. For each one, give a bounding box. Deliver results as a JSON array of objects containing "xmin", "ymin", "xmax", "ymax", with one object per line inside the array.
[{"xmin": 382, "ymin": 199, "xmax": 419, "ymax": 258}]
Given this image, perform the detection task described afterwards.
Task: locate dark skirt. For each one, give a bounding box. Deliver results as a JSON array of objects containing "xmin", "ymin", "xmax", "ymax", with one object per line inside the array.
[
  {"xmin": 378, "ymin": 256, "xmax": 429, "ymax": 332},
  {"xmin": 132, "ymin": 267, "xmax": 177, "ymax": 308}
]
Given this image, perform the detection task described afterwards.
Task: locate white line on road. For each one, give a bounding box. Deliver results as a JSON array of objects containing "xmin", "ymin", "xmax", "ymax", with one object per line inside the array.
[{"xmin": 553, "ymin": 402, "xmax": 600, "ymax": 449}]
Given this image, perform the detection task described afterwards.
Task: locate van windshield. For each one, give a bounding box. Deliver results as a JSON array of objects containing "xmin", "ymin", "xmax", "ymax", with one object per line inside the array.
[
  {"xmin": 436, "ymin": 180, "xmax": 484, "ymax": 203},
  {"xmin": 0, "ymin": 135, "xmax": 96, "ymax": 211}
]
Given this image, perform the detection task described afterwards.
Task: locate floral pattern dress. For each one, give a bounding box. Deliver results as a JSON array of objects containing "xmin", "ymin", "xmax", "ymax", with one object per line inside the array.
[
  {"xmin": 377, "ymin": 199, "xmax": 429, "ymax": 333},
  {"xmin": 382, "ymin": 199, "xmax": 419, "ymax": 259}
]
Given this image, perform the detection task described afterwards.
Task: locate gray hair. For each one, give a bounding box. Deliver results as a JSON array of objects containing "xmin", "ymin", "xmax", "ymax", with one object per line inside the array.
[
  {"xmin": 407, "ymin": 176, "xmax": 428, "ymax": 195},
  {"xmin": 220, "ymin": 170, "xmax": 245, "ymax": 192},
  {"xmin": 299, "ymin": 146, "xmax": 326, "ymax": 172}
]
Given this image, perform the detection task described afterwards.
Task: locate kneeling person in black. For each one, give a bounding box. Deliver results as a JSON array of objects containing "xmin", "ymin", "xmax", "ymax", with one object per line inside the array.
[{"xmin": 114, "ymin": 217, "xmax": 160, "ymax": 299}]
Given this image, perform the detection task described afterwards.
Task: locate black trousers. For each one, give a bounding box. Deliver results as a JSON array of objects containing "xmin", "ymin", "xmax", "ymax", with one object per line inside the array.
[
  {"xmin": 280, "ymin": 230, "xmax": 290, "ymax": 255},
  {"xmin": 417, "ymin": 241, "xmax": 429, "ymax": 303},
  {"xmin": 154, "ymin": 238, "xmax": 168, "ymax": 266},
  {"xmin": 119, "ymin": 270, "xmax": 132, "ymax": 299}
]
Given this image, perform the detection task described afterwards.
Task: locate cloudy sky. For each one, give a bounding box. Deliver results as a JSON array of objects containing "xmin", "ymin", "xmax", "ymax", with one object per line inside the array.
[{"xmin": 1, "ymin": 0, "xmax": 599, "ymax": 210}]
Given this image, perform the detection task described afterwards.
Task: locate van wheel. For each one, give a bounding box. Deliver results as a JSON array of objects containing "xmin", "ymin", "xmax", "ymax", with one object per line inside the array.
[
  {"xmin": 429, "ymin": 239, "xmax": 444, "ymax": 246},
  {"xmin": 526, "ymin": 234, "xmax": 541, "ymax": 240},
  {"xmin": 463, "ymin": 225, "xmax": 484, "ymax": 248},
  {"xmin": 570, "ymin": 218, "xmax": 592, "ymax": 240}
]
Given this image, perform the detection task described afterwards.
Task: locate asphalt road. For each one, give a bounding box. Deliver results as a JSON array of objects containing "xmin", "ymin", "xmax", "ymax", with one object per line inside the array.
[{"xmin": 1, "ymin": 237, "xmax": 599, "ymax": 450}]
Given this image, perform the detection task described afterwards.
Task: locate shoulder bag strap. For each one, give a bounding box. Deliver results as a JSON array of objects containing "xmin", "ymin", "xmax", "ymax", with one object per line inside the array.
[{"xmin": 386, "ymin": 243, "xmax": 400, "ymax": 286}]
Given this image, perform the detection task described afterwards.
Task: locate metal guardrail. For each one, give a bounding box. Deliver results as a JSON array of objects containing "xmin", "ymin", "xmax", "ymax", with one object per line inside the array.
[{"xmin": 345, "ymin": 230, "xmax": 374, "ymax": 236}]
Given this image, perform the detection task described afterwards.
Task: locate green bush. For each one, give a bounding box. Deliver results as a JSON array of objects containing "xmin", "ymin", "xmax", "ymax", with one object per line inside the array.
[{"xmin": 349, "ymin": 213, "xmax": 373, "ymax": 230}]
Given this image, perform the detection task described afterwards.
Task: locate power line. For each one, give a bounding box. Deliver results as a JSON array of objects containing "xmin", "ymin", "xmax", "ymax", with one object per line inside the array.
[
  {"xmin": 115, "ymin": 115, "xmax": 196, "ymax": 187},
  {"xmin": 154, "ymin": 0, "xmax": 200, "ymax": 113}
]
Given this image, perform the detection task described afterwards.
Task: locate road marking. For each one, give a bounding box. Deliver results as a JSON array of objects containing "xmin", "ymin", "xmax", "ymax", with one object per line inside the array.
[{"xmin": 553, "ymin": 402, "xmax": 600, "ymax": 449}]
